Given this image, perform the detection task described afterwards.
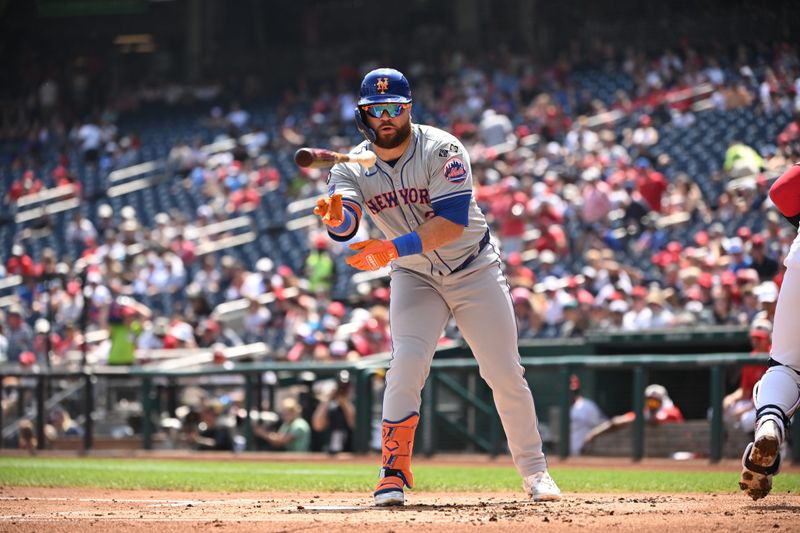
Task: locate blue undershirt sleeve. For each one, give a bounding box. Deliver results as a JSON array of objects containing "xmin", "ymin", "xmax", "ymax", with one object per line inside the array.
[{"xmin": 431, "ymin": 192, "xmax": 470, "ymax": 227}]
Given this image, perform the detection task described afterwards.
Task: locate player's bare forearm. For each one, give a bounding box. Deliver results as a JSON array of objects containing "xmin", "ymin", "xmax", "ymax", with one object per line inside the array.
[{"xmin": 415, "ymin": 216, "xmax": 465, "ymax": 253}]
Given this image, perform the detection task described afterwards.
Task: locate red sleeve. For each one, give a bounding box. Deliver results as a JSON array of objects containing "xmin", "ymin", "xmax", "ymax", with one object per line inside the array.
[
  {"xmin": 769, "ymin": 164, "xmax": 800, "ymax": 218},
  {"xmin": 655, "ymin": 406, "xmax": 684, "ymax": 423}
]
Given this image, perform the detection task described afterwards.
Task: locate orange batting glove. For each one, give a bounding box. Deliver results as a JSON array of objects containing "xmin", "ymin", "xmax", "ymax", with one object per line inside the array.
[
  {"xmin": 313, "ymin": 193, "xmax": 344, "ymax": 227},
  {"xmin": 346, "ymin": 239, "xmax": 399, "ymax": 271}
]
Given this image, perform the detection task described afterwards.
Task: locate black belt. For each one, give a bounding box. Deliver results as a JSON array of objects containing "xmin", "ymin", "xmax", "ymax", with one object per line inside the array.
[
  {"xmin": 450, "ymin": 230, "xmax": 491, "ymax": 275},
  {"xmin": 769, "ymin": 358, "xmax": 800, "ymax": 375}
]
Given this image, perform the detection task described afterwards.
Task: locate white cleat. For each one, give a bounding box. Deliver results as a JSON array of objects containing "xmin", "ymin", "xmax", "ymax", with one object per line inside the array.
[
  {"xmin": 739, "ymin": 420, "xmax": 782, "ymax": 501},
  {"xmin": 523, "ymin": 471, "xmax": 562, "ymax": 502},
  {"xmin": 751, "ymin": 420, "xmax": 781, "ymax": 468}
]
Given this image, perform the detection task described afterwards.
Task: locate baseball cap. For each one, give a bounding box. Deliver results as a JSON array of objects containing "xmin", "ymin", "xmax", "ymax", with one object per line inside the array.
[
  {"xmin": 720, "ymin": 271, "xmax": 736, "ymax": 286},
  {"xmin": 196, "ymin": 205, "xmax": 213, "ymax": 218},
  {"xmin": 120, "ymin": 205, "xmax": 136, "ymax": 220},
  {"xmin": 755, "ymin": 281, "xmax": 778, "ymax": 303},
  {"xmin": 506, "ymin": 252, "xmax": 523, "ymax": 267},
  {"xmin": 19, "ymin": 351, "xmax": 36, "ymax": 366},
  {"xmin": 665, "ymin": 241, "xmax": 682, "ymax": 255},
  {"xmin": 539, "ymin": 250, "xmax": 556, "ymax": 265},
  {"xmin": 694, "ymin": 231, "xmax": 710, "ymax": 247},
  {"xmin": 576, "ymin": 289, "xmax": 594, "ymax": 305},
  {"xmin": 737, "ymin": 227, "xmax": 752, "ymax": 241},
  {"xmin": 750, "ymin": 318, "xmax": 772, "ymax": 339},
  {"xmin": 723, "ymin": 237, "xmax": 744, "ymax": 255},
  {"xmin": 609, "ymin": 300, "xmax": 629, "ymax": 313},
  {"xmin": 511, "ymin": 287, "xmax": 531, "ymax": 304},
  {"xmin": 327, "ymin": 301, "xmax": 346, "ymax": 318},
  {"xmin": 330, "ymin": 340, "xmax": 349, "ymax": 358},
  {"xmin": 631, "ymin": 286, "xmax": 648, "ymax": 299},
  {"xmin": 697, "ymin": 272, "xmax": 714, "ymax": 289},
  {"xmin": 255, "ymin": 257, "xmax": 274, "ymax": 273},
  {"xmin": 153, "ymin": 317, "xmax": 170, "ymax": 337},
  {"xmin": 66, "ymin": 280, "xmax": 81, "ymax": 295},
  {"xmin": 372, "ymin": 287, "xmax": 390, "ymax": 302},
  {"xmin": 645, "ymin": 384, "xmax": 667, "ymax": 400},
  {"xmin": 34, "ymin": 318, "xmax": 51, "ymax": 334}
]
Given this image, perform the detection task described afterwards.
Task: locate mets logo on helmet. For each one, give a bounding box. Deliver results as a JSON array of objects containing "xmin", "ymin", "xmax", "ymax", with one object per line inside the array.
[
  {"xmin": 376, "ymin": 78, "xmax": 389, "ymax": 94},
  {"xmin": 443, "ymin": 157, "xmax": 468, "ymax": 183}
]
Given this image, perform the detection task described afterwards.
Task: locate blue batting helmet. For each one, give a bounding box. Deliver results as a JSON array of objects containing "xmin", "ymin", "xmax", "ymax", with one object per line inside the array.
[
  {"xmin": 357, "ymin": 68, "xmax": 412, "ymax": 105},
  {"xmin": 354, "ymin": 68, "xmax": 412, "ymax": 142}
]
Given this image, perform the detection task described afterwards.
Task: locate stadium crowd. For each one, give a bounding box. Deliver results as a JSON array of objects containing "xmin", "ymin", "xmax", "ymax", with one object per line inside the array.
[{"xmin": 1, "ymin": 39, "xmax": 799, "ymax": 373}]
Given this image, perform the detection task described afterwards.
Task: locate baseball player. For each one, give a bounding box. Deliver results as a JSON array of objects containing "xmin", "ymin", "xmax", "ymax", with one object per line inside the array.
[
  {"xmin": 313, "ymin": 68, "xmax": 561, "ymax": 506},
  {"xmin": 739, "ymin": 163, "xmax": 800, "ymax": 500}
]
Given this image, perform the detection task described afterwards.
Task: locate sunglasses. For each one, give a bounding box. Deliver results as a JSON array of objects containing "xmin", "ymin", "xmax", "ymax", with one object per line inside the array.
[{"xmin": 362, "ymin": 103, "xmax": 410, "ymax": 118}]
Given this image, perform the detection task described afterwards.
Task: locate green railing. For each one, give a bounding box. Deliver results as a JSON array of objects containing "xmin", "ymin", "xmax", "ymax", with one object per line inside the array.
[{"xmin": 2, "ymin": 350, "xmax": 798, "ymax": 463}]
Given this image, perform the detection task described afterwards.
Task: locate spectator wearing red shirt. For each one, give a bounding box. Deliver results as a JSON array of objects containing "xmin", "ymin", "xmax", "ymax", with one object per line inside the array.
[
  {"xmin": 227, "ymin": 180, "xmax": 261, "ymax": 213},
  {"xmin": 641, "ymin": 384, "xmax": 684, "ymax": 423},
  {"xmin": 580, "ymin": 171, "xmax": 612, "ymax": 225},
  {"xmin": 488, "ymin": 177, "xmax": 528, "ymax": 254},
  {"xmin": 7, "ymin": 170, "xmax": 43, "ymax": 203},
  {"xmin": 583, "ymin": 383, "xmax": 683, "ymax": 452},
  {"xmin": 170, "ymin": 234, "xmax": 197, "ymax": 265},
  {"xmin": 723, "ymin": 319, "xmax": 771, "ymax": 430},
  {"xmin": 6, "ymin": 245, "xmax": 36, "ymax": 277},
  {"xmin": 635, "ymin": 158, "xmax": 668, "ymax": 213},
  {"xmin": 505, "ymin": 252, "xmax": 535, "ymax": 288}
]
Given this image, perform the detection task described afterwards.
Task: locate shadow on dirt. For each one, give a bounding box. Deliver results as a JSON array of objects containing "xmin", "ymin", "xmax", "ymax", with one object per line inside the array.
[{"xmin": 291, "ymin": 500, "xmax": 545, "ymax": 513}]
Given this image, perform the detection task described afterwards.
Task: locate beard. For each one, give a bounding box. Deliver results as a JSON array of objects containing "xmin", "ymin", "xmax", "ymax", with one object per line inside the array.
[{"xmin": 373, "ymin": 119, "xmax": 412, "ymax": 149}]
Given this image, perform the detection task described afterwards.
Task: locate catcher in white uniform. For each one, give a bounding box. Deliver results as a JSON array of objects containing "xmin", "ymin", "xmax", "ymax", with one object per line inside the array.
[
  {"xmin": 313, "ymin": 68, "xmax": 561, "ymax": 505},
  {"xmin": 739, "ymin": 163, "xmax": 800, "ymax": 500}
]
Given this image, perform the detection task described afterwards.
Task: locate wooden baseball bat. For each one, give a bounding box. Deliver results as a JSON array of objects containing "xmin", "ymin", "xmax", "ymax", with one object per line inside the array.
[{"xmin": 294, "ymin": 148, "xmax": 377, "ymax": 169}]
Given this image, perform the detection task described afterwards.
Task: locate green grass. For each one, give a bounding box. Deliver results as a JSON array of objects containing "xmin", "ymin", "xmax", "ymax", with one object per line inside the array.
[{"xmin": 0, "ymin": 457, "xmax": 797, "ymax": 494}]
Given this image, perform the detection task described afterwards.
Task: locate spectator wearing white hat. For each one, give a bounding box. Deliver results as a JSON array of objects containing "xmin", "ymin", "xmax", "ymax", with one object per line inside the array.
[
  {"xmin": 646, "ymin": 289, "xmax": 675, "ymax": 329},
  {"xmin": 136, "ymin": 316, "xmax": 168, "ymax": 351},
  {"xmin": 753, "ymin": 281, "xmax": 779, "ymax": 323},
  {"xmin": 241, "ymin": 257, "xmax": 273, "ymax": 299},
  {"xmin": 243, "ymin": 298, "xmax": 271, "ymax": 342},
  {"xmin": 540, "ymin": 276, "xmax": 570, "ymax": 328},
  {"xmin": 192, "ymin": 256, "xmax": 221, "ymax": 295},
  {"xmin": 623, "ymin": 287, "xmax": 653, "ymax": 331},
  {"xmin": 607, "ymin": 299, "xmax": 629, "ymax": 330},
  {"xmin": 66, "ymin": 211, "xmax": 98, "ymax": 247}
]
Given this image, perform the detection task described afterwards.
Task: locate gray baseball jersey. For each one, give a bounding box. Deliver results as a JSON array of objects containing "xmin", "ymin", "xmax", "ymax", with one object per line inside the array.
[
  {"xmin": 327, "ymin": 123, "xmax": 549, "ymax": 476},
  {"xmin": 327, "ymin": 124, "xmax": 488, "ymax": 276}
]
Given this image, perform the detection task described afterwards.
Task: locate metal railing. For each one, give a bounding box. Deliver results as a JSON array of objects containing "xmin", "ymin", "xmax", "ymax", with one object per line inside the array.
[{"xmin": 3, "ymin": 351, "xmax": 797, "ymax": 463}]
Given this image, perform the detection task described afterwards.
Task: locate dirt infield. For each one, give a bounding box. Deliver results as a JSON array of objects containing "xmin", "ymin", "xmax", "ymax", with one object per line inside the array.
[
  {"xmin": 1, "ymin": 455, "xmax": 798, "ymax": 531},
  {"xmin": 0, "ymin": 486, "xmax": 797, "ymax": 532}
]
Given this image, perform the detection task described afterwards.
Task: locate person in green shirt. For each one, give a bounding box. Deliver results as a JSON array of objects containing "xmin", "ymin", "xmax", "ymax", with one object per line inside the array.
[
  {"xmin": 107, "ymin": 297, "xmax": 151, "ymax": 365},
  {"xmin": 254, "ymin": 397, "xmax": 311, "ymax": 452},
  {"xmin": 304, "ymin": 235, "xmax": 336, "ymax": 294},
  {"xmin": 724, "ymin": 141, "xmax": 765, "ymax": 178}
]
